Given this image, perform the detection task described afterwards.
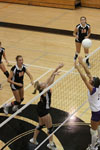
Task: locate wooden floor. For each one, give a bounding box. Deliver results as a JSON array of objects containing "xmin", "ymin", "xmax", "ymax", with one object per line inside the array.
[{"xmin": 0, "ymin": 2, "xmax": 100, "ymax": 150}]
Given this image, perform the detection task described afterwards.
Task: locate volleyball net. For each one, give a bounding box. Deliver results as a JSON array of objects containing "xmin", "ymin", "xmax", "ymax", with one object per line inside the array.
[{"xmin": 0, "ymin": 47, "xmax": 100, "ymax": 149}]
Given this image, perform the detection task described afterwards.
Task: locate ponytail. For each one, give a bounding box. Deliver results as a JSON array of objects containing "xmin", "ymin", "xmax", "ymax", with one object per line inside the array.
[{"xmin": 32, "ymin": 81, "xmax": 40, "ymax": 94}]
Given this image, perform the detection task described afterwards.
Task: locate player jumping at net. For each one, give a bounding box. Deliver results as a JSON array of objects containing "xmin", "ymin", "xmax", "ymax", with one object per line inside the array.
[
  {"xmin": 74, "ymin": 56, "xmax": 100, "ymax": 150},
  {"xmin": 0, "ymin": 41, "xmax": 11, "ymax": 89},
  {"xmin": 3, "ymin": 55, "xmax": 34, "ymax": 115},
  {"xmin": 73, "ymin": 16, "xmax": 91, "ymax": 68},
  {"xmin": 30, "ymin": 63, "xmax": 64, "ymax": 150}
]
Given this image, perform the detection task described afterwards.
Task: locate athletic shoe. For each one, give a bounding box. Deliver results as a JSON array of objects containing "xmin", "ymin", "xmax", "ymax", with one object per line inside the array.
[
  {"xmin": 12, "ymin": 105, "xmax": 19, "ymax": 112},
  {"xmin": 86, "ymin": 144, "xmax": 98, "ymax": 150},
  {"xmin": 3, "ymin": 104, "xmax": 9, "ymax": 115},
  {"xmin": 30, "ymin": 138, "xmax": 38, "ymax": 145},
  {"xmin": 47, "ymin": 142, "xmax": 57, "ymax": 150}
]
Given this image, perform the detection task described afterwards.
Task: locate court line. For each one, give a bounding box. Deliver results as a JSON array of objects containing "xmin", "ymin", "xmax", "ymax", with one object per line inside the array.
[
  {"xmin": 9, "ymin": 60, "xmax": 78, "ymax": 74},
  {"xmin": 0, "ymin": 69, "xmax": 52, "ymax": 109}
]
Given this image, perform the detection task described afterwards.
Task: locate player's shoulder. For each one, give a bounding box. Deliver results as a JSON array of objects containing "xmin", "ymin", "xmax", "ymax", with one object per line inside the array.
[
  {"xmin": 86, "ymin": 24, "xmax": 91, "ymax": 27},
  {"xmin": 22, "ymin": 64, "xmax": 27, "ymax": 72},
  {"xmin": 1, "ymin": 47, "xmax": 5, "ymax": 51},
  {"xmin": 11, "ymin": 65, "xmax": 16, "ymax": 71},
  {"xmin": 76, "ymin": 24, "xmax": 81, "ymax": 28}
]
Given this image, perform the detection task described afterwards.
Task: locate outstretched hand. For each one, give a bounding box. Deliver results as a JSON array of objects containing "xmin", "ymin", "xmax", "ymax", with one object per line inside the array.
[{"xmin": 58, "ymin": 63, "xmax": 64, "ymax": 69}]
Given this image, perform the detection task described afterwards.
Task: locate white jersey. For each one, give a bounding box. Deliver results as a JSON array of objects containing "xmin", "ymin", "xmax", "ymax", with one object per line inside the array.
[{"xmin": 88, "ymin": 86, "xmax": 100, "ymax": 112}]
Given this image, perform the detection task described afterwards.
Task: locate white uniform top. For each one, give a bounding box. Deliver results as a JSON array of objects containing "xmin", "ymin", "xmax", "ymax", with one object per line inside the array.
[{"xmin": 88, "ymin": 86, "xmax": 100, "ymax": 112}]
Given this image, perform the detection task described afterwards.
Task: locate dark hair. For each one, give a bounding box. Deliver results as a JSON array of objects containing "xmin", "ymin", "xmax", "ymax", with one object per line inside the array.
[
  {"xmin": 0, "ymin": 42, "xmax": 1, "ymax": 45},
  {"xmin": 80, "ymin": 16, "xmax": 86, "ymax": 20},
  {"xmin": 32, "ymin": 81, "xmax": 41, "ymax": 94},
  {"xmin": 92, "ymin": 77, "xmax": 100, "ymax": 88},
  {"xmin": 16, "ymin": 55, "xmax": 23, "ymax": 61}
]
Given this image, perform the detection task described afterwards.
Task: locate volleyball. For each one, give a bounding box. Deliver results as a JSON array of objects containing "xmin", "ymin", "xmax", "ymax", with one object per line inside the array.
[{"xmin": 82, "ymin": 39, "xmax": 92, "ymax": 49}]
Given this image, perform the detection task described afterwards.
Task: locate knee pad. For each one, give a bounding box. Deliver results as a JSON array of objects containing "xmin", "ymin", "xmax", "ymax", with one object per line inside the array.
[
  {"xmin": 90, "ymin": 128, "xmax": 97, "ymax": 136},
  {"xmin": 48, "ymin": 126, "xmax": 53, "ymax": 134},
  {"xmin": 36, "ymin": 125, "xmax": 44, "ymax": 131},
  {"xmin": 21, "ymin": 98, "xmax": 24, "ymax": 102},
  {"xmin": 4, "ymin": 71, "xmax": 9, "ymax": 78}
]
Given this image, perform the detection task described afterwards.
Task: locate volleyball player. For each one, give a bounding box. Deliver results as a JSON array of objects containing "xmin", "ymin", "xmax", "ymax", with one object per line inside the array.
[
  {"xmin": 74, "ymin": 57, "xmax": 100, "ymax": 150},
  {"xmin": 0, "ymin": 42, "xmax": 10, "ymax": 89},
  {"xmin": 73, "ymin": 16, "xmax": 91, "ymax": 68},
  {"xmin": 30, "ymin": 63, "xmax": 64, "ymax": 150},
  {"xmin": 3, "ymin": 55, "xmax": 34, "ymax": 115}
]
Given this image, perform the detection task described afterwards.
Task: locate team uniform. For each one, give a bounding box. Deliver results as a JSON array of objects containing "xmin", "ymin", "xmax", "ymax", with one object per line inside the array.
[
  {"xmin": 10, "ymin": 64, "xmax": 26, "ymax": 91},
  {"xmin": 37, "ymin": 90, "xmax": 51, "ymax": 117},
  {"xmin": 0, "ymin": 47, "xmax": 5, "ymax": 64},
  {"xmin": 75, "ymin": 24, "xmax": 90, "ymax": 43},
  {"xmin": 88, "ymin": 86, "xmax": 100, "ymax": 122}
]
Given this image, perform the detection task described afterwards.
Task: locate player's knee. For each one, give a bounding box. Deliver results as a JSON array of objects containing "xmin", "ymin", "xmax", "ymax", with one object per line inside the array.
[
  {"xmin": 36, "ymin": 125, "xmax": 44, "ymax": 131},
  {"xmin": 4, "ymin": 71, "xmax": 9, "ymax": 78},
  {"xmin": 48, "ymin": 126, "xmax": 53, "ymax": 134},
  {"xmin": 90, "ymin": 128, "xmax": 97, "ymax": 136}
]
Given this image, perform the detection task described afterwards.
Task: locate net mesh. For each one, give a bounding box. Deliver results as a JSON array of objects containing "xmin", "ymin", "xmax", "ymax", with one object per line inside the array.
[{"xmin": 0, "ymin": 47, "xmax": 100, "ymax": 149}]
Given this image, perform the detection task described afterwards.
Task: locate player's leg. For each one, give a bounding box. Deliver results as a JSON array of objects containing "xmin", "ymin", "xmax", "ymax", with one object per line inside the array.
[
  {"xmin": 86, "ymin": 117, "xmax": 99, "ymax": 150},
  {"xmin": 74, "ymin": 41, "xmax": 81, "ymax": 61},
  {"xmin": 19, "ymin": 87, "xmax": 24, "ymax": 104},
  {"xmin": 11, "ymin": 90, "xmax": 21, "ymax": 112},
  {"xmin": 0, "ymin": 62, "xmax": 9, "ymax": 78},
  {"xmin": 43, "ymin": 114, "xmax": 57, "ymax": 150},
  {"xmin": 84, "ymin": 48, "xmax": 90, "ymax": 68},
  {"xmin": 3, "ymin": 90, "xmax": 21, "ymax": 115},
  {"xmin": 30, "ymin": 117, "xmax": 44, "ymax": 144},
  {"xmin": 97, "ymin": 121, "xmax": 100, "ymax": 146}
]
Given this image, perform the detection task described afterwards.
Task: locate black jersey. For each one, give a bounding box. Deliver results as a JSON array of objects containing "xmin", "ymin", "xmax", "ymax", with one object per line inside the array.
[
  {"xmin": 38, "ymin": 90, "xmax": 52, "ymax": 110},
  {"xmin": 0, "ymin": 47, "xmax": 5, "ymax": 63},
  {"xmin": 10, "ymin": 65, "xmax": 26, "ymax": 90},
  {"xmin": 76, "ymin": 24, "xmax": 90, "ymax": 42}
]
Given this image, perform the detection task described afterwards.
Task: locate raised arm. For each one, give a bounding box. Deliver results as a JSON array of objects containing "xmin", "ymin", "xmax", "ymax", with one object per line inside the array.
[
  {"xmin": 26, "ymin": 69, "xmax": 34, "ymax": 85},
  {"xmin": 7, "ymin": 71, "xmax": 23, "ymax": 87},
  {"xmin": 78, "ymin": 56, "xmax": 92, "ymax": 79},
  {"xmin": 74, "ymin": 61, "xmax": 93, "ymax": 93},
  {"xmin": 46, "ymin": 63, "xmax": 64, "ymax": 87}
]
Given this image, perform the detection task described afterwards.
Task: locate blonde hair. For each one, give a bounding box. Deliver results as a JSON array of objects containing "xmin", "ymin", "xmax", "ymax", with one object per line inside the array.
[{"xmin": 33, "ymin": 81, "xmax": 40, "ymax": 94}]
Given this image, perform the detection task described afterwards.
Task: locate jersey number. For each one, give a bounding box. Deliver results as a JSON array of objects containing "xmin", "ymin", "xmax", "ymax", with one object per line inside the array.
[
  {"xmin": 81, "ymin": 29, "xmax": 86, "ymax": 33},
  {"xmin": 19, "ymin": 72, "xmax": 24, "ymax": 77}
]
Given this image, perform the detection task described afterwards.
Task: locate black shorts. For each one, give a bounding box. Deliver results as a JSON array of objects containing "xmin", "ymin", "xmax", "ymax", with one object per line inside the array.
[
  {"xmin": 10, "ymin": 84, "xmax": 23, "ymax": 91},
  {"xmin": 75, "ymin": 38, "xmax": 84, "ymax": 43},
  {"xmin": 37, "ymin": 104, "xmax": 50, "ymax": 117}
]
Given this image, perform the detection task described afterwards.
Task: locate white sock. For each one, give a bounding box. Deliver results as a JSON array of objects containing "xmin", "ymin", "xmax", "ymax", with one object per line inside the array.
[
  {"xmin": 97, "ymin": 126, "xmax": 100, "ymax": 142},
  {"xmin": 90, "ymin": 128, "xmax": 97, "ymax": 148}
]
